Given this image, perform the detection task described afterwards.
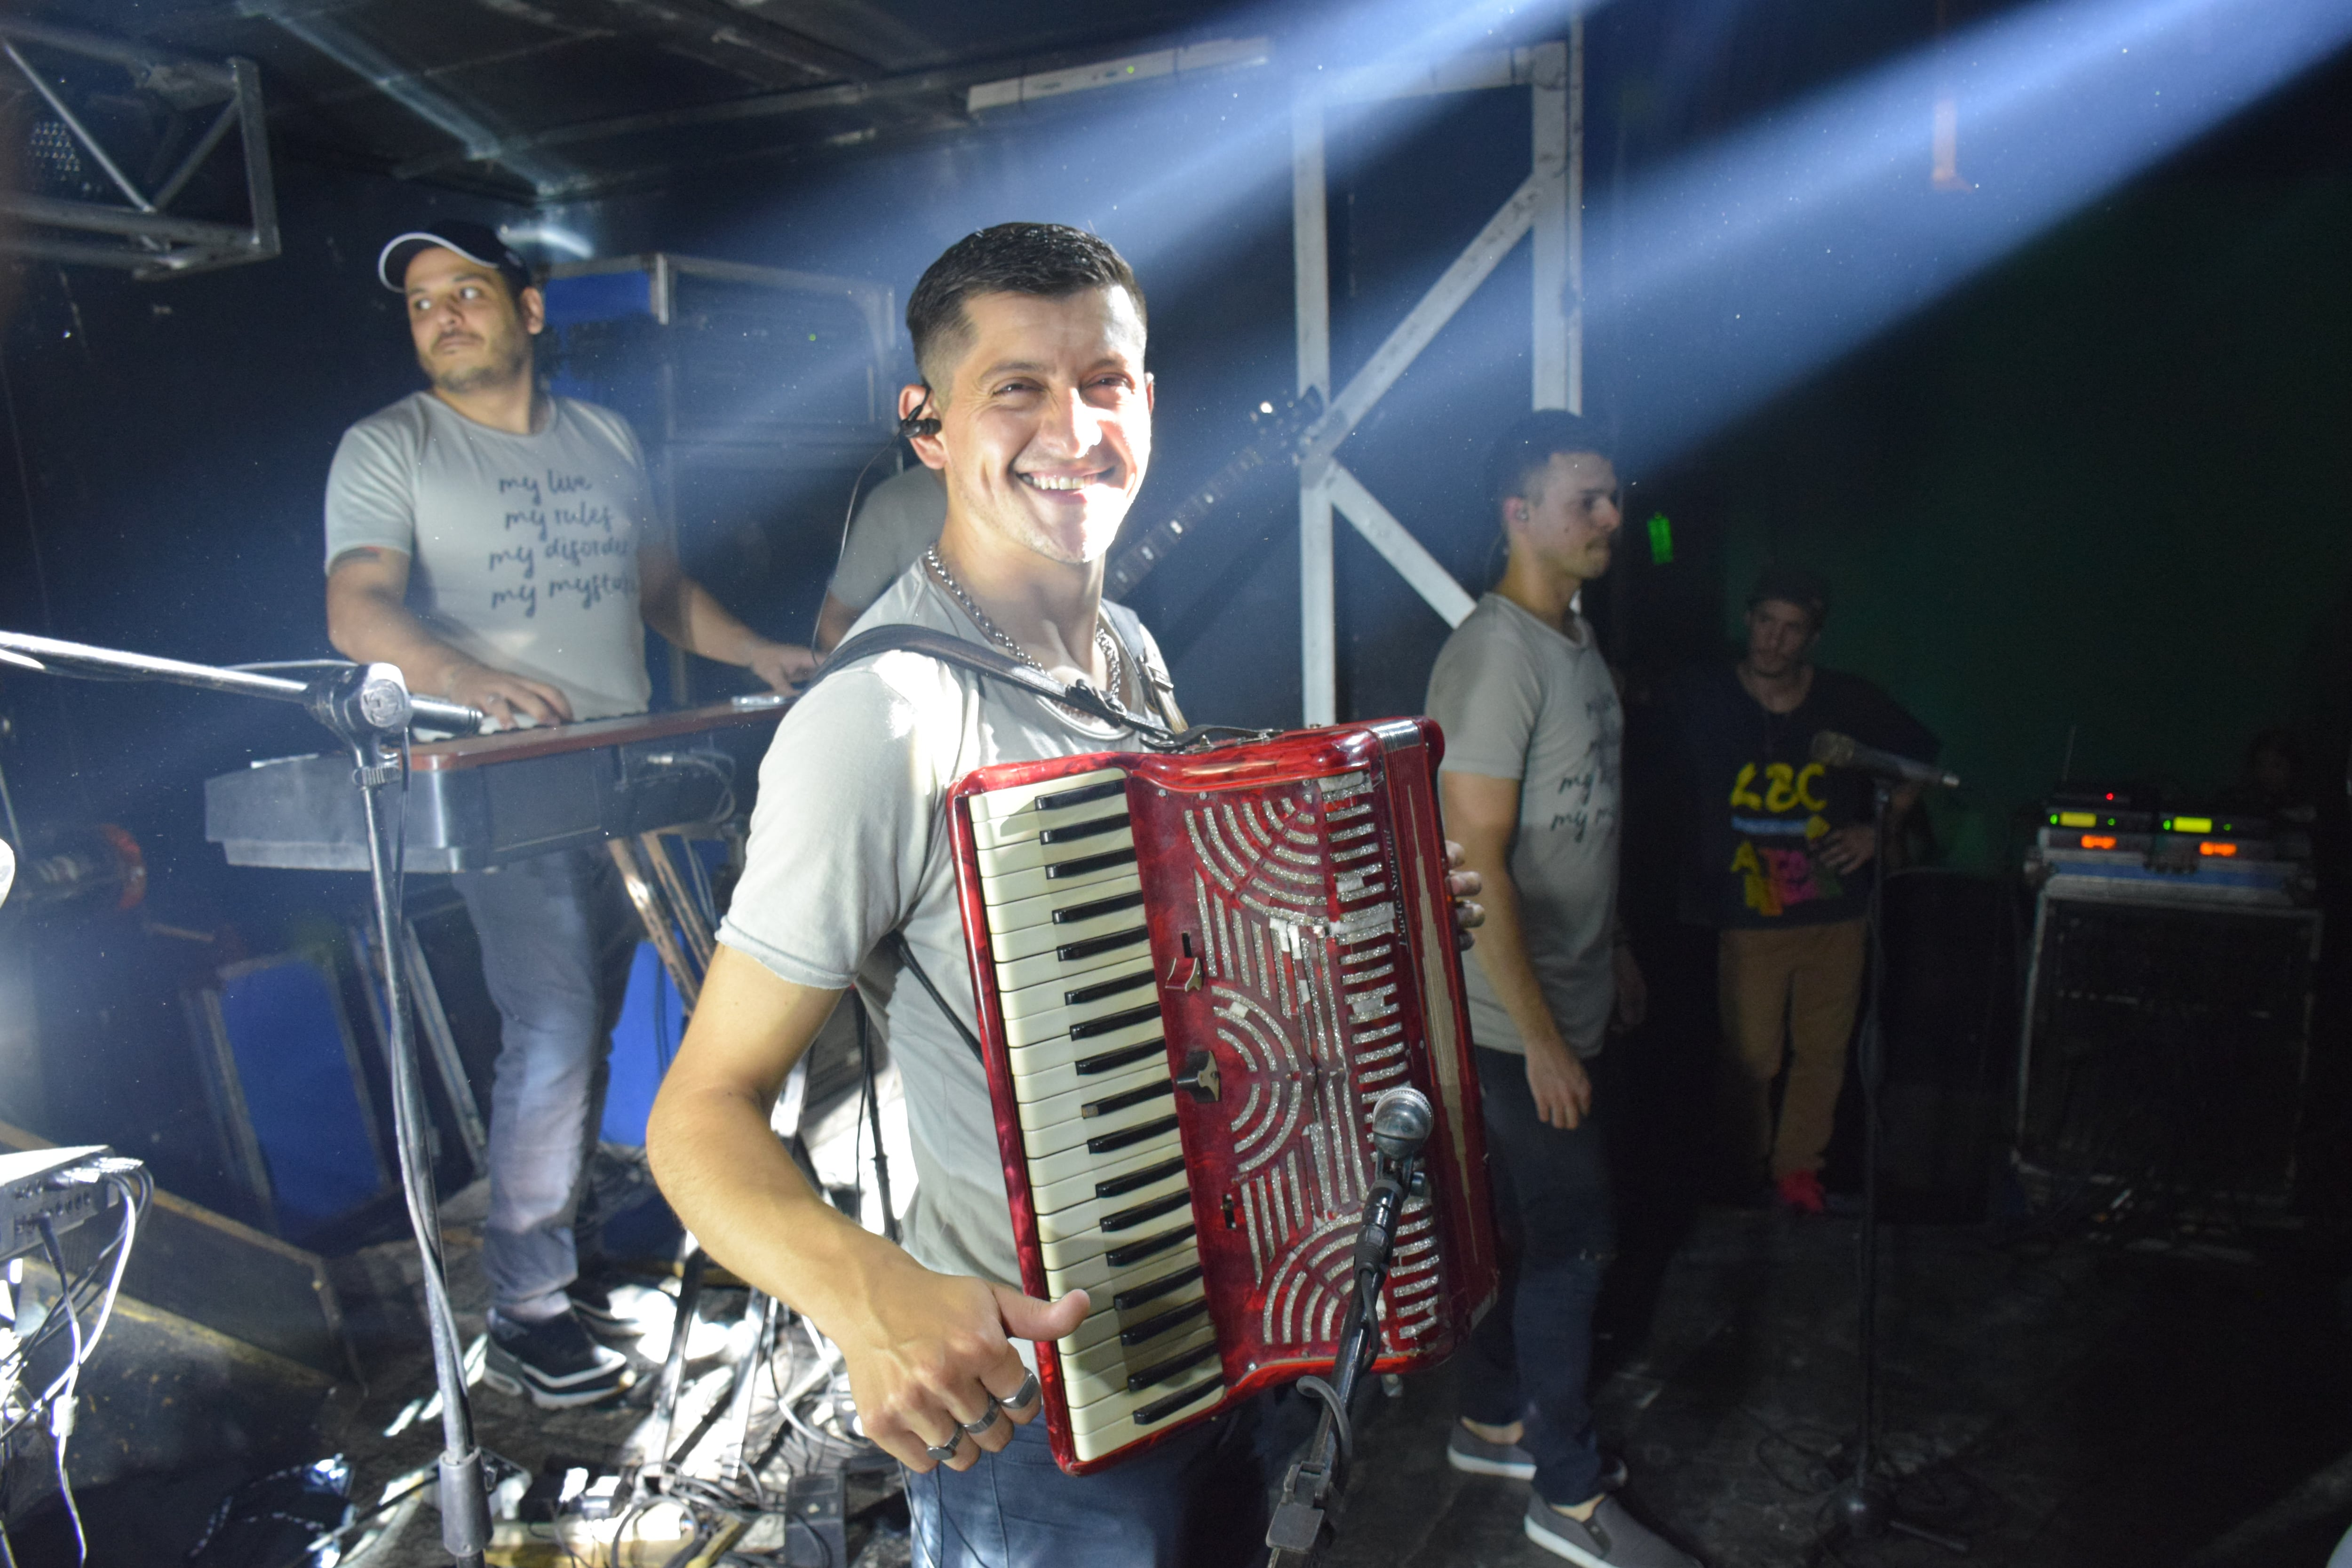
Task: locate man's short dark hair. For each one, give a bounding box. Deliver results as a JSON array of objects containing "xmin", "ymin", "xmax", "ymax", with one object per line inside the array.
[
  {"xmin": 1485, "ymin": 410, "xmax": 1613, "ymax": 511},
  {"xmin": 905, "ymin": 223, "xmax": 1147, "ymax": 392},
  {"xmin": 1748, "ymin": 563, "xmax": 1831, "ymax": 631}
]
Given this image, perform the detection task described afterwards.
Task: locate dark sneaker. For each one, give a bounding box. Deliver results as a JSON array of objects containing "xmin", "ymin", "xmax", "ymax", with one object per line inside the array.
[
  {"xmin": 567, "ymin": 1273, "xmax": 630, "ymax": 1334},
  {"xmin": 1448, "ymin": 1422, "xmax": 1536, "ymax": 1479},
  {"xmin": 1524, "ymin": 1494, "xmax": 1702, "ymax": 1567},
  {"xmin": 1447, "ymin": 1425, "xmax": 1627, "ymax": 1490},
  {"xmin": 482, "ymin": 1310, "xmax": 629, "ymax": 1409},
  {"xmin": 569, "ymin": 1281, "xmax": 617, "ymax": 1326}
]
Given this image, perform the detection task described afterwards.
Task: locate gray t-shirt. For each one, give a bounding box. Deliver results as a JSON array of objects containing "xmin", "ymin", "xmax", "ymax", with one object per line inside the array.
[
  {"xmin": 325, "ymin": 391, "xmax": 653, "ymax": 720},
  {"xmin": 828, "ymin": 465, "xmax": 946, "ymax": 609},
  {"xmin": 1425, "ymin": 592, "xmax": 1623, "ymax": 1058},
  {"xmin": 716, "ymin": 565, "xmax": 1171, "ymax": 1286}
]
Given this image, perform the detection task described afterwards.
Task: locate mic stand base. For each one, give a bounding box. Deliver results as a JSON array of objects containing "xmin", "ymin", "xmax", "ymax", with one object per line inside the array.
[{"xmin": 1831, "ymin": 1477, "xmax": 1969, "ymax": 1554}]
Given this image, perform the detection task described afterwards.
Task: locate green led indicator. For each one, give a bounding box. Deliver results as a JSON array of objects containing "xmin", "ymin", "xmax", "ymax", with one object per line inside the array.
[{"xmin": 1645, "ymin": 512, "xmax": 1674, "ymax": 565}]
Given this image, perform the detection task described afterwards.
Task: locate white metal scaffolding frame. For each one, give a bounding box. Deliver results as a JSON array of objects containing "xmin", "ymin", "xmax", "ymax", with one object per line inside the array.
[
  {"xmin": 1292, "ymin": 30, "xmax": 1582, "ymax": 724},
  {"xmin": 0, "ymin": 16, "xmax": 279, "ymax": 279}
]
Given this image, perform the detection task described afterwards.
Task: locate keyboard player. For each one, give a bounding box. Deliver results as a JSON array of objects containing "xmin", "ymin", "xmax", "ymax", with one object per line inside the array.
[
  {"xmin": 649, "ymin": 224, "xmax": 1481, "ymax": 1565},
  {"xmin": 323, "ymin": 220, "xmax": 814, "ymax": 1408}
]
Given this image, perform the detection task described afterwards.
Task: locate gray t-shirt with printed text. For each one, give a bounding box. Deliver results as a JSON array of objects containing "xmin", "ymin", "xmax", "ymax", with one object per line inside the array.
[
  {"xmin": 716, "ymin": 565, "xmax": 1170, "ymax": 1287},
  {"xmin": 325, "ymin": 391, "xmax": 653, "ymax": 720},
  {"xmin": 828, "ymin": 464, "xmax": 947, "ymax": 609},
  {"xmin": 1425, "ymin": 592, "xmax": 1622, "ymax": 1058}
]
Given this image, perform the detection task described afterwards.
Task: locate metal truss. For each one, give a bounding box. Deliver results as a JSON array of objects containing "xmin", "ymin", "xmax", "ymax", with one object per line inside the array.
[
  {"xmin": 0, "ymin": 17, "xmax": 278, "ymax": 280},
  {"xmin": 1292, "ymin": 32, "xmax": 1583, "ymax": 724}
]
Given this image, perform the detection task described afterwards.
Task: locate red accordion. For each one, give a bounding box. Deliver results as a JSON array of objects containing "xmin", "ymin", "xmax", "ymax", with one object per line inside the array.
[{"xmin": 948, "ymin": 718, "xmax": 1499, "ymax": 1474}]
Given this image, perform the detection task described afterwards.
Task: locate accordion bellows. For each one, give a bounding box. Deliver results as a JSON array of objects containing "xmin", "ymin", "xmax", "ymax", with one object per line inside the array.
[{"xmin": 948, "ymin": 718, "xmax": 1500, "ymax": 1473}]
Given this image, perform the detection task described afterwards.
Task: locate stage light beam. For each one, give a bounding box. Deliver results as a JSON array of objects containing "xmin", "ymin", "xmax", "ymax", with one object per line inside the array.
[{"xmin": 1592, "ymin": 0, "xmax": 2352, "ymax": 466}]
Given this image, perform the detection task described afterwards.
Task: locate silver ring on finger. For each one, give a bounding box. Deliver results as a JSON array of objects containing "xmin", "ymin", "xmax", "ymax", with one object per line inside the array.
[
  {"xmin": 924, "ymin": 1438, "xmax": 961, "ymax": 1464},
  {"xmin": 1002, "ymin": 1370, "xmax": 1041, "ymax": 1413},
  {"xmin": 960, "ymin": 1401, "xmax": 1001, "ymax": 1438}
]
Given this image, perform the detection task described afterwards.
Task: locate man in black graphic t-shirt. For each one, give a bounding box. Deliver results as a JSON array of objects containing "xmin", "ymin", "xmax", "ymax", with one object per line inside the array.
[{"xmin": 1666, "ymin": 566, "xmax": 1936, "ymax": 1213}]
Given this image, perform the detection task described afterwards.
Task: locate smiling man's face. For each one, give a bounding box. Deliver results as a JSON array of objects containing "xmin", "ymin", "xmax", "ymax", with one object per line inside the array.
[
  {"xmin": 404, "ymin": 245, "xmax": 540, "ymax": 397},
  {"xmin": 915, "ymin": 285, "xmax": 1152, "ymax": 568}
]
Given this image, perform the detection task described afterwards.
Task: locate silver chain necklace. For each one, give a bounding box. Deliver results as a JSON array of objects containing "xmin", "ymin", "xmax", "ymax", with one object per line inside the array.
[{"xmin": 923, "ymin": 545, "xmax": 1126, "ymax": 716}]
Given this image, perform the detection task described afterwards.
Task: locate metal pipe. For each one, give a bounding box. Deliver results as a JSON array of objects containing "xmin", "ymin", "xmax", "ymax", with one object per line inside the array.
[
  {"xmin": 150, "ymin": 97, "xmax": 242, "ymax": 213},
  {"xmin": 0, "ymin": 631, "xmax": 481, "ymax": 732},
  {"xmin": 0, "ymin": 235, "xmax": 199, "ymax": 270},
  {"xmin": 0, "ymin": 193, "xmax": 254, "ymax": 248},
  {"xmin": 1292, "ymin": 93, "xmax": 1335, "ymax": 727},
  {"xmin": 1567, "ymin": 21, "xmax": 1585, "ymax": 415},
  {"xmin": 4, "ymin": 40, "xmax": 153, "ymax": 212},
  {"xmin": 642, "ymin": 832, "xmax": 715, "ymax": 974},
  {"xmin": 389, "ymin": 61, "xmax": 988, "ymax": 178},
  {"xmin": 231, "ymin": 58, "xmax": 278, "ymax": 259},
  {"xmin": 0, "ymin": 16, "xmax": 232, "ymax": 86}
]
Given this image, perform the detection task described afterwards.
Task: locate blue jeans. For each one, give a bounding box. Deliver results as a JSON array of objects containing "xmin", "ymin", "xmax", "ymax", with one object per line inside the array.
[
  {"xmin": 1458, "ymin": 1045, "xmax": 1615, "ymax": 1509},
  {"xmin": 453, "ymin": 845, "xmax": 639, "ymax": 1320},
  {"xmin": 905, "ymin": 1401, "xmax": 1267, "ymax": 1568}
]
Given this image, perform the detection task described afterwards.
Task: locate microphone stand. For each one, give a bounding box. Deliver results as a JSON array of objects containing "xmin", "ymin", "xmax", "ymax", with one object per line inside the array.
[
  {"xmin": 1265, "ymin": 1130, "xmax": 1427, "ymax": 1567},
  {"xmin": 0, "ymin": 630, "xmax": 495, "ymax": 1568},
  {"xmin": 1828, "ymin": 779, "xmax": 1966, "ymax": 1556}
]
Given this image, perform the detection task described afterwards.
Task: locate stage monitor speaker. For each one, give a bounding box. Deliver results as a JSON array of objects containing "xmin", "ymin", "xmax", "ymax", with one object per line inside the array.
[{"xmin": 2017, "ymin": 895, "xmax": 2321, "ymax": 1205}]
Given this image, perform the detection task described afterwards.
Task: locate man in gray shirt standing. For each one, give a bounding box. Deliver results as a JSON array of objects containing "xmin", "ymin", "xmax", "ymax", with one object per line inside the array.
[
  {"xmin": 812, "ymin": 463, "xmax": 946, "ymax": 654},
  {"xmin": 1426, "ymin": 411, "xmax": 1700, "ymax": 1567},
  {"xmin": 324, "ymin": 220, "xmax": 813, "ymax": 1407}
]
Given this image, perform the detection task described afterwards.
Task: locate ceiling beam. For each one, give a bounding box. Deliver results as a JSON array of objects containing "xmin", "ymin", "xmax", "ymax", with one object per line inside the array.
[
  {"xmin": 390, "ymin": 56, "xmax": 985, "ymax": 179},
  {"xmin": 600, "ymin": 0, "xmax": 875, "ymax": 85}
]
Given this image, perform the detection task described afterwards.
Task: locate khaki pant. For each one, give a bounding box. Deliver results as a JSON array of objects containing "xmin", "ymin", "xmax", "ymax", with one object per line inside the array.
[{"xmin": 1718, "ymin": 919, "xmax": 1867, "ymax": 1182}]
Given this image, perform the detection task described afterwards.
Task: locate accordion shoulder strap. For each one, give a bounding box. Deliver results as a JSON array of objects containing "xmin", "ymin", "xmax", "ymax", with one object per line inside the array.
[{"xmin": 884, "ymin": 931, "xmax": 986, "ymax": 1067}]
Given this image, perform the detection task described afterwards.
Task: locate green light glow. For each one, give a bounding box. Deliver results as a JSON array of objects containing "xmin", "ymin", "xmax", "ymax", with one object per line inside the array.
[{"xmin": 1646, "ymin": 513, "xmax": 1675, "ymax": 565}]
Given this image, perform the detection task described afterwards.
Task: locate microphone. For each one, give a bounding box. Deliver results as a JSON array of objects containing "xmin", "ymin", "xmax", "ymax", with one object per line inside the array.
[
  {"xmin": 1811, "ymin": 731, "xmax": 1960, "ymax": 789},
  {"xmin": 1369, "ymin": 1086, "xmax": 1434, "ymax": 1166}
]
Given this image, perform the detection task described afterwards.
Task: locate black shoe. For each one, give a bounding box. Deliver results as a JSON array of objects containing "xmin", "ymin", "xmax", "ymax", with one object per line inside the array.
[
  {"xmin": 579, "ymin": 1260, "xmax": 663, "ymax": 1335},
  {"xmin": 568, "ymin": 1271, "xmax": 632, "ymax": 1334},
  {"xmin": 483, "ymin": 1309, "xmax": 630, "ymax": 1409}
]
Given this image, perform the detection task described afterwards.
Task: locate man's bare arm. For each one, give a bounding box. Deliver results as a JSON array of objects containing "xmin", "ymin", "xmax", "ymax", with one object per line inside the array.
[
  {"xmin": 647, "ymin": 946, "xmax": 1085, "ymax": 1473},
  {"xmin": 638, "ymin": 541, "xmax": 815, "ymax": 691},
  {"xmin": 325, "ymin": 548, "xmax": 572, "ymax": 725},
  {"xmin": 1441, "ymin": 771, "xmax": 1591, "ymax": 1130},
  {"xmin": 813, "ymin": 590, "xmax": 862, "ymax": 657}
]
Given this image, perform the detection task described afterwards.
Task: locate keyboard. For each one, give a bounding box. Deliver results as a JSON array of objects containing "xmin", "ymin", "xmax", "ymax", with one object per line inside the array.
[{"xmin": 206, "ymin": 697, "xmax": 787, "ymax": 873}]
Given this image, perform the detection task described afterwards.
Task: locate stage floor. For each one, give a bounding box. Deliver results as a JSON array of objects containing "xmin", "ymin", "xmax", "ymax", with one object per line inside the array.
[
  {"xmin": 1327, "ymin": 1206, "xmax": 2352, "ymax": 1568},
  {"xmin": 28, "ymin": 1197, "xmax": 2349, "ymax": 1565}
]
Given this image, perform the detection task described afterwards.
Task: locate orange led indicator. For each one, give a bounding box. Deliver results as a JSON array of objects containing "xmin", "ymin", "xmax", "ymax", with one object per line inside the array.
[
  {"xmin": 2082, "ymin": 835, "xmax": 2118, "ymax": 850},
  {"xmin": 2198, "ymin": 841, "xmax": 2237, "ymax": 857}
]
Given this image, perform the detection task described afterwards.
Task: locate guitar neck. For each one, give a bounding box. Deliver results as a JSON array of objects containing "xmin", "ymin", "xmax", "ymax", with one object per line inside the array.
[{"xmin": 1103, "ymin": 446, "xmax": 1272, "ymax": 601}]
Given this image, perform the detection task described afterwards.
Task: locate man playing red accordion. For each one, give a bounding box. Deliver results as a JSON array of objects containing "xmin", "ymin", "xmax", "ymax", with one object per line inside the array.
[{"xmin": 648, "ymin": 223, "xmax": 1479, "ymax": 1567}]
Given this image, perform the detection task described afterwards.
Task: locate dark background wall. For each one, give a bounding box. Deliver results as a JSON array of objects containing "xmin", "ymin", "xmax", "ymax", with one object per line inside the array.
[{"xmin": 0, "ymin": 10, "xmax": 2344, "ymax": 1201}]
